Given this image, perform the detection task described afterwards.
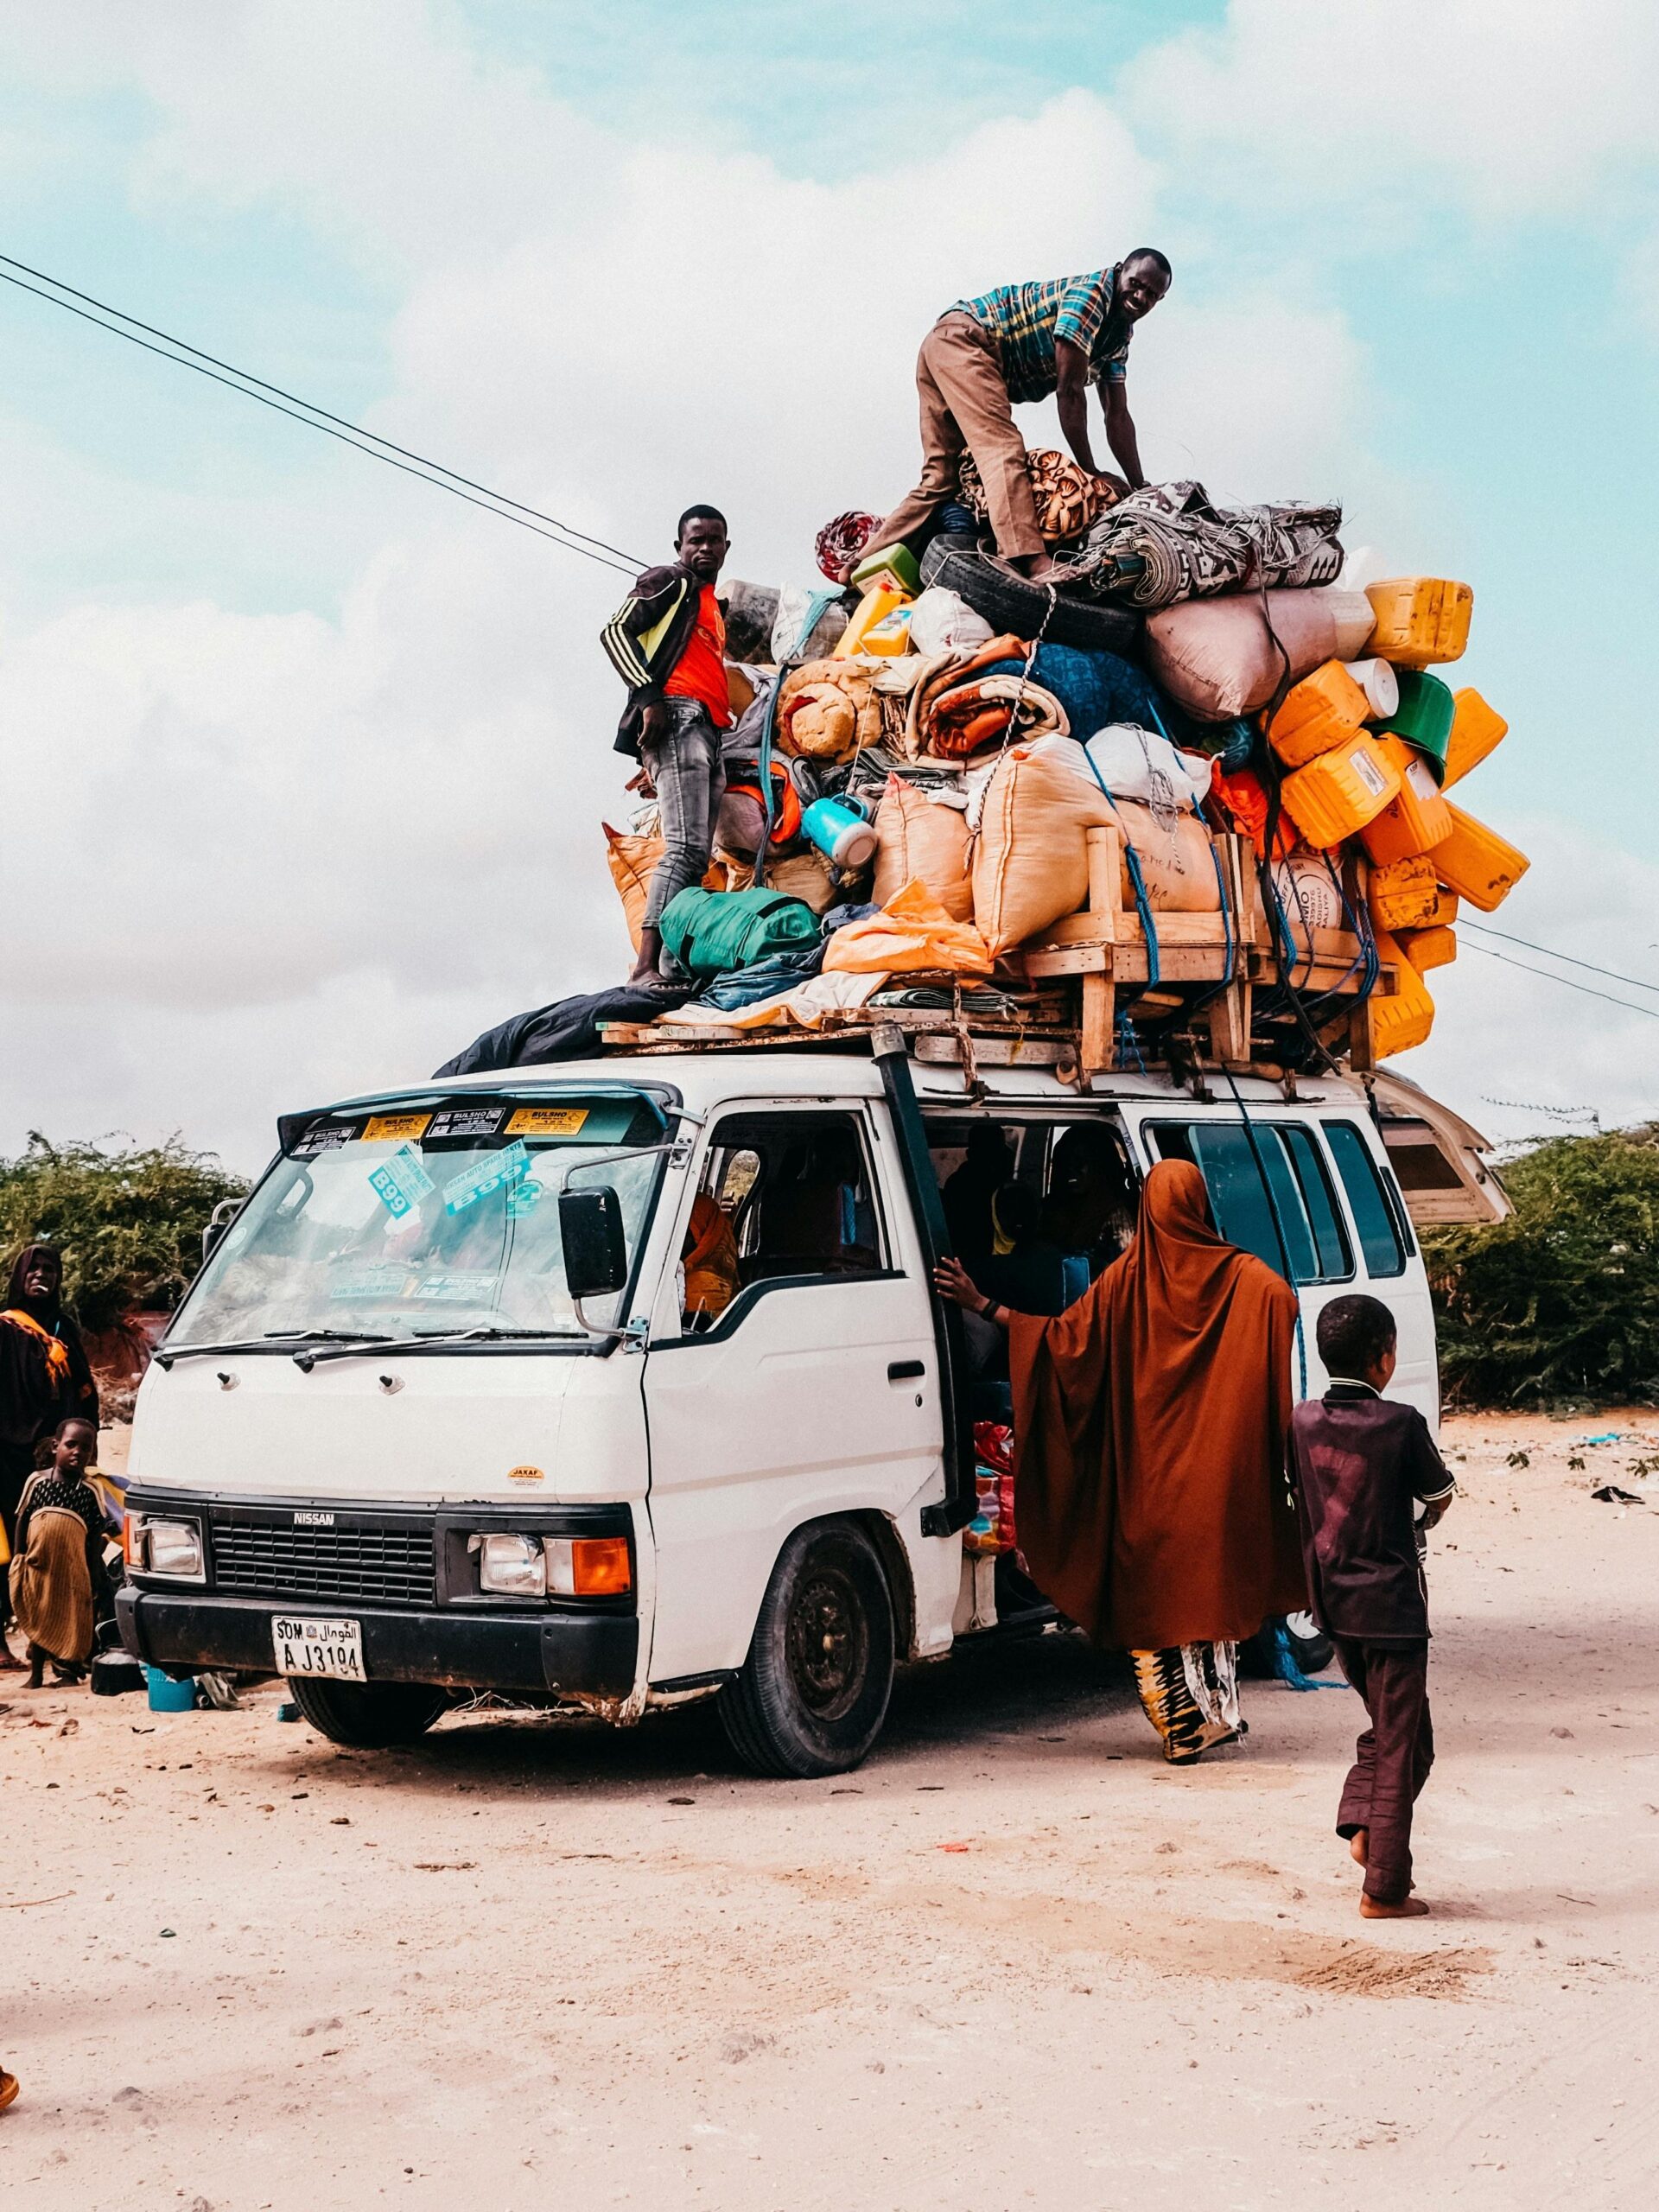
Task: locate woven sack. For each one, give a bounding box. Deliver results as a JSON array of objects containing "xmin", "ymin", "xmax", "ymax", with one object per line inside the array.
[
  {"xmin": 603, "ymin": 823, "xmax": 726, "ymax": 951},
  {"xmin": 871, "ymin": 778, "xmax": 972, "ymax": 921},
  {"xmin": 970, "ymin": 746, "xmax": 1116, "ymax": 956}
]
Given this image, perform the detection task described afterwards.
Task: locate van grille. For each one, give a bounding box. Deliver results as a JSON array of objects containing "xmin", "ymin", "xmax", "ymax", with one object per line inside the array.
[{"xmin": 209, "ymin": 1510, "xmax": 435, "ymax": 1607}]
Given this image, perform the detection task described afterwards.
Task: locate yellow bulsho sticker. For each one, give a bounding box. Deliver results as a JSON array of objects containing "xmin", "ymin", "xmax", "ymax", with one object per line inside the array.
[
  {"xmin": 507, "ymin": 1465, "xmax": 546, "ymax": 1485},
  {"xmin": 505, "ymin": 1106, "xmax": 590, "ymax": 1137},
  {"xmin": 364, "ymin": 1112, "xmax": 432, "ymax": 1142}
]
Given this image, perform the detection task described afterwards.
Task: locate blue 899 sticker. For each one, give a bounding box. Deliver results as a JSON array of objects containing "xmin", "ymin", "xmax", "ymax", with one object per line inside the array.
[
  {"xmin": 368, "ymin": 1145, "xmax": 436, "ymax": 1218},
  {"xmin": 442, "ymin": 1140, "xmax": 530, "ymax": 1216}
]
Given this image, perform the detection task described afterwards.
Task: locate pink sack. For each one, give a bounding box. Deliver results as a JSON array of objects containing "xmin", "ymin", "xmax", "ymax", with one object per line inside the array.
[{"xmin": 1144, "ymin": 588, "xmax": 1376, "ymax": 721}]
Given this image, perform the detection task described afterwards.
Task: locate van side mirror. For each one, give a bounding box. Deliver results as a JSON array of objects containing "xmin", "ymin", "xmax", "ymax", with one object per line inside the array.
[{"xmin": 559, "ymin": 1186, "xmax": 628, "ymax": 1300}]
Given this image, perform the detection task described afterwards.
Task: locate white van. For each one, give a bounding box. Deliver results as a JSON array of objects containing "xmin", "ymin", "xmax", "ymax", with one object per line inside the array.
[{"xmin": 117, "ymin": 1036, "xmax": 1503, "ymax": 1777}]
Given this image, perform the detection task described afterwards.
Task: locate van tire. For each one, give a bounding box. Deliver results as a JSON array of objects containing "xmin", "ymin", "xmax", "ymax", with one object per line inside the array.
[
  {"xmin": 288, "ymin": 1677, "xmax": 448, "ymax": 1749},
  {"xmin": 721, "ymin": 1521, "xmax": 895, "ymax": 1778},
  {"xmin": 918, "ymin": 545, "xmax": 1144, "ymax": 658}
]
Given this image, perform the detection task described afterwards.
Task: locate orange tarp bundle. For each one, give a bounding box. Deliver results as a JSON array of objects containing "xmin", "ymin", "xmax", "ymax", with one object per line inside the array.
[{"xmin": 821, "ymin": 879, "xmax": 993, "ymax": 977}]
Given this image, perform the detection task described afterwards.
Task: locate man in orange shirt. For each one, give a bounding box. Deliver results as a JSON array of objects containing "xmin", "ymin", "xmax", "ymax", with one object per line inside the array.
[{"xmin": 601, "ymin": 507, "xmax": 733, "ymax": 985}]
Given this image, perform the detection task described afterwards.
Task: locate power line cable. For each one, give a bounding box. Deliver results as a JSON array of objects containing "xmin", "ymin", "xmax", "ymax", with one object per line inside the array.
[
  {"xmin": 1460, "ymin": 918, "xmax": 1659, "ymax": 1000},
  {"xmin": 0, "ymin": 254, "xmax": 644, "ymax": 577},
  {"xmin": 1459, "ymin": 938, "xmax": 1659, "ymax": 1021}
]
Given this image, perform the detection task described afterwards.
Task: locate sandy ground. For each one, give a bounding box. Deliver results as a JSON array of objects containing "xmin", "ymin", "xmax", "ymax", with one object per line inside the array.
[{"xmin": 3, "ymin": 1410, "xmax": 1656, "ymax": 2212}]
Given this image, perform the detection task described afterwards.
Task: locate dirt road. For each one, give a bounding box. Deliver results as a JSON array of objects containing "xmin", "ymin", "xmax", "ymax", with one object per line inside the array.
[{"xmin": 3, "ymin": 1413, "xmax": 1656, "ymax": 2211}]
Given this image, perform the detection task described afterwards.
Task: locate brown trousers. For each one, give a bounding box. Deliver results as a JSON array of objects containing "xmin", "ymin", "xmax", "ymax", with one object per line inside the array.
[
  {"xmin": 872, "ymin": 313, "xmax": 1044, "ymax": 561},
  {"xmin": 1333, "ymin": 1637, "xmax": 1433, "ymax": 1904}
]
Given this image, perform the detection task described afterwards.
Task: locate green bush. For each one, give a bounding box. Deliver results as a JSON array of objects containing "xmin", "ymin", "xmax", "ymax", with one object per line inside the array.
[
  {"xmin": 1425, "ymin": 1124, "xmax": 1659, "ymax": 1408},
  {"xmin": 0, "ymin": 1134, "xmax": 248, "ymax": 1332}
]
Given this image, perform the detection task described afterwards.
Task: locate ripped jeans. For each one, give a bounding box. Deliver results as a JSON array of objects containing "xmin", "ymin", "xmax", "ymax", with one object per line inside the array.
[{"xmin": 641, "ymin": 699, "xmax": 727, "ymax": 931}]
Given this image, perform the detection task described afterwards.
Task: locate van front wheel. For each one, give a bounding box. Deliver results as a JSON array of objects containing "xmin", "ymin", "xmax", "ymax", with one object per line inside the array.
[
  {"xmin": 288, "ymin": 1676, "xmax": 448, "ymax": 1749},
  {"xmin": 721, "ymin": 1522, "xmax": 895, "ymax": 1778}
]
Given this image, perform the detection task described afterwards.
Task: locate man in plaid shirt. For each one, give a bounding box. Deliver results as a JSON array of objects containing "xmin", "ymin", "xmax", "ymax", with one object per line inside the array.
[{"xmin": 860, "ymin": 251, "xmax": 1171, "ymax": 582}]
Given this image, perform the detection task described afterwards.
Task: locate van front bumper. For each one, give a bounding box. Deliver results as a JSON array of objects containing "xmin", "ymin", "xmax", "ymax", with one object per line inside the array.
[{"xmin": 117, "ymin": 1586, "xmax": 639, "ymax": 1699}]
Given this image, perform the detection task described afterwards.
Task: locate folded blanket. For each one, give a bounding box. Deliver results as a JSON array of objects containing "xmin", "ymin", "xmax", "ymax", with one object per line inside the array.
[
  {"xmin": 924, "ymin": 675, "xmax": 1071, "ymax": 761},
  {"xmin": 959, "ymin": 447, "xmax": 1117, "ymax": 545}
]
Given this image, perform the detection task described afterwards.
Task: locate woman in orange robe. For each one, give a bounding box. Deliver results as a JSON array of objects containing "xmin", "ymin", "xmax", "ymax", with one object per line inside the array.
[{"xmin": 939, "ymin": 1159, "xmax": 1306, "ymax": 1761}]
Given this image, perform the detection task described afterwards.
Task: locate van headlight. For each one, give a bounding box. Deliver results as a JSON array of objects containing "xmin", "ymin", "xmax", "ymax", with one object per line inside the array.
[
  {"xmin": 131, "ymin": 1516, "xmax": 205, "ymax": 1582},
  {"xmin": 472, "ymin": 1532, "xmax": 547, "ymax": 1598}
]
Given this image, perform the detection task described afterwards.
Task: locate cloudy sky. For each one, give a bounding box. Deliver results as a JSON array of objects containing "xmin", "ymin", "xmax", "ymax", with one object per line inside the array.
[{"xmin": 2, "ymin": 0, "xmax": 1656, "ymax": 1173}]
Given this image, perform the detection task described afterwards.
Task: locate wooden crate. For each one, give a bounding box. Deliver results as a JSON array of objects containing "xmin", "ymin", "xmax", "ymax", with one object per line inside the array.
[
  {"xmin": 598, "ymin": 828, "xmax": 1392, "ymax": 1079},
  {"xmin": 1019, "ymin": 828, "xmax": 1393, "ymax": 1078}
]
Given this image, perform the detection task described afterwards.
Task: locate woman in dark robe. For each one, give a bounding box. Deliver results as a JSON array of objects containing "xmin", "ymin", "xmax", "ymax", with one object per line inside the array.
[
  {"xmin": 1, "ymin": 1245, "xmax": 99, "ymax": 1665},
  {"xmin": 938, "ymin": 1158, "xmax": 1307, "ymax": 1763}
]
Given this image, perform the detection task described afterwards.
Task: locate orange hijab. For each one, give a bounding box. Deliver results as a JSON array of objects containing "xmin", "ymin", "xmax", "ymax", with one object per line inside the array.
[
  {"xmin": 682, "ymin": 1194, "xmax": 739, "ymax": 1321},
  {"xmin": 1008, "ymin": 1158, "xmax": 1307, "ymax": 1649},
  {"xmin": 0, "ymin": 1306, "xmax": 71, "ymax": 1382}
]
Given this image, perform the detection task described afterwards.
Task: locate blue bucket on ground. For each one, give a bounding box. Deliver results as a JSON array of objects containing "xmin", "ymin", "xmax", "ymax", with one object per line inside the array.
[{"xmin": 143, "ymin": 1664, "xmax": 197, "ymax": 1713}]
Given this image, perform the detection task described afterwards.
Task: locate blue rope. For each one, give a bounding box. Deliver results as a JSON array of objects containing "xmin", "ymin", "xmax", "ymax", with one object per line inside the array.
[
  {"xmin": 1116, "ymin": 1012, "xmax": 1147, "ymax": 1073},
  {"xmin": 1076, "ymin": 743, "xmax": 1162, "ymax": 992}
]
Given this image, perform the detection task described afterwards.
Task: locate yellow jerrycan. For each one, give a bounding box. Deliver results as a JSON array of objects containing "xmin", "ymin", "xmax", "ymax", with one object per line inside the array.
[
  {"xmin": 1267, "ymin": 659, "xmax": 1370, "ymax": 769},
  {"xmin": 1443, "ymin": 689, "xmax": 1508, "ymax": 787},
  {"xmin": 1360, "ymin": 735, "xmax": 1455, "ymax": 863},
  {"xmin": 1363, "ymin": 577, "xmax": 1473, "ymax": 667},
  {"xmin": 1433, "ymin": 803, "xmax": 1529, "ymax": 912},
  {"xmin": 1368, "ymin": 926, "xmax": 1436, "ymax": 1056},
  {"xmin": 1397, "ymin": 924, "xmax": 1458, "ymax": 973},
  {"xmin": 1280, "ymin": 729, "xmax": 1401, "ymax": 848},
  {"xmin": 1368, "ymin": 853, "xmax": 1441, "ymax": 933}
]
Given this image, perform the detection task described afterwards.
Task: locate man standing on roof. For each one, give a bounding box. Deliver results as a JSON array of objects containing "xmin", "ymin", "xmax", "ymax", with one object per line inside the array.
[
  {"xmin": 601, "ymin": 506, "xmax": 733, "ymax": 987},
  {"xmin": 855, "ymin": 252, "xmax": 1172, "ymax": 583}
]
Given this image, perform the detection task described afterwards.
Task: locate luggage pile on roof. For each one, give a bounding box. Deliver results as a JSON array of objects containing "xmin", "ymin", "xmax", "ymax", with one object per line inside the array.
[{"xmin": 596, "ymin": 472, "xmax": 1524, "ymax": 1081}]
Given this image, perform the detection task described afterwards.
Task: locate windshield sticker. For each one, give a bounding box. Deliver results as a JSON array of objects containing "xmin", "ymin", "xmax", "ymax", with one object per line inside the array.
[
  {"xmin": 292, "ymin": 1119, "xmax": 361, "ymax": 1159},
  {"xmin": 410, "ymin": 1272, "xmax": 499, "ymax": 1304},
  {"xmin": 330, "ymin": 1265, "xmax": 410, "ymax": 1302},
  {"xmin": 505, "ymin": 1105, "xmax": 591, "ymax": 1138},
  {"xmin": 442, "ymin": 1139, "xmax": 530, "ymax": 1216},
  {"xmin": 369, "ymin": 1145, "xmax": 438, "ymax": 1219},
  {"xmin": 364, "ymin": 1111, "xmax": 433, "ymax": 1143},
  {"xmin": 428, "ymin": 1105, "xmax": 507, "ymax": 1141},
  {"xmin": 505, "ymin": 1178, "xmax": 543, "ymax": 1217}
]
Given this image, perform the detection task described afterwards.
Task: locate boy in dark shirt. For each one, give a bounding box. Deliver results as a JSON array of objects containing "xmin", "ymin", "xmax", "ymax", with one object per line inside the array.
[{"xmin": 1288, "ymin": 1295, "xmax": 1455, "ymax": 1919}]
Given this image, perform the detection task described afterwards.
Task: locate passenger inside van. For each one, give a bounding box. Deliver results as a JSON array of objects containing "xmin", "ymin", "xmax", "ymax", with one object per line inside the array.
[
  {"xmin": 1041, "ymin": 1124, "xmax": 1136, "ymax": 1278},
  {"xmin": 941, "ymin": 1125, "xmax": 1015, "ymax": 1260}
]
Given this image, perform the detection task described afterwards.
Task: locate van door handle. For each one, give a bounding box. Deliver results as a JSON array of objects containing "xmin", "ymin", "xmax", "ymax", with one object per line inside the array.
[{"xmin": 887, "ymin": 1360, "xmax": 925, "ymax": 1382}]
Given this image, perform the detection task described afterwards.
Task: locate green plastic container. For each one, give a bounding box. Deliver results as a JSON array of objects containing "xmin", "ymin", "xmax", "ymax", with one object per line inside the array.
[
  {"xmin": 1389, "ymin": 669, "xmax": 1454, "ymax": 783},
  {"xmin": 849, "ymin": 541, "xmax": 922, "ymax": 596}
]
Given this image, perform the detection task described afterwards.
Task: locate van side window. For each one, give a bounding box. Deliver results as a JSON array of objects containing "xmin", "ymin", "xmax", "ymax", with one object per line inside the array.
[
  {"xmin": 1146, "ymin": 1122, "xmax": 1351, "ymax": 1286},
  {"xmin": 696, "ymin": 1112, "xmax": 889, "ymax": 1306},
  {"xmin": 1325, "ymin": 1121, "xmax": 1410, "ymax": 1275}
]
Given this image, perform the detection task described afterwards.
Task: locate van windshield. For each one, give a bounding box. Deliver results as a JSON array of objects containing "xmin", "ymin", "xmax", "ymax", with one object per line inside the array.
[{"xmin": 168, "ymin": 1092, "xmax": 664, "ymax": 1348}]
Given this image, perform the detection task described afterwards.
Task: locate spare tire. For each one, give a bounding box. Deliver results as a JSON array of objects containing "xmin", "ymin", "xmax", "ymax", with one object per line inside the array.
[{"xmin": 920, "ymin": 546, "xmax": 1143, "ymax": 658}]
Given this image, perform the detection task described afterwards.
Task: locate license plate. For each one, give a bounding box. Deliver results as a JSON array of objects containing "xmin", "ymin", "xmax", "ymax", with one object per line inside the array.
[{"xmin": 272, "ymin": 1614, "xmax": 365, "ymax": 1681}]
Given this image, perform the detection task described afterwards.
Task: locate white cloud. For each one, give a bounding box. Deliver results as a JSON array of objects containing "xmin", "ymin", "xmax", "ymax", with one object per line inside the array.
[
  {"xmin": 1124, "ymin": 0, "xmax": 1659, "ymax": 228},
  {"xmin": 7, "ymin": 3, "xmax": 1637, "ymax": 1173}
]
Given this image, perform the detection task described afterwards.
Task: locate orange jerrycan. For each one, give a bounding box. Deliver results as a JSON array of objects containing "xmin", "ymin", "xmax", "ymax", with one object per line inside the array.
[
  {"xmin": 1431, "ymin": 887, "xmax": 1460, "ymax": 926},
  {"xmin": 1397, "ymin": 924, "xmax": 1457, "ymax": 973},
  {"xmin": 1443, "ymin": 689, "xmax": 1508, "ymax": 787},
  {"xmin": 1434, "ymin": 802, "xmax": 1529, "ymax": 912},
  {"xmin": 1359, "ymin": 735, "xmax": 1454, "ymax": 864},
  {"xmin": 1364, "ymin": 577, "xmax": 1473, "ymax": 667},
  {"xmin": 1267, "ymin": 659, "xmax": 1370, "ymax": 768},
  {"xmin": 1280, "ymin": 729, "xmax": 1401, "ymax": 849},
  {"xmin": 1369, "ymin": 926, "xmax": 1436, "ymax": 1056},
  {"xmin": 1368, "ymin": 853, "xmax": 1441, "ymax": 932}
]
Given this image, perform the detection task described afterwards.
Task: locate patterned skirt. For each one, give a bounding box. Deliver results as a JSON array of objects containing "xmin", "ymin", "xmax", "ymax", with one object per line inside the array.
[{"xmin": 1131, "ymin": 1641, "xmax": 1245, "ymax": 1764}]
